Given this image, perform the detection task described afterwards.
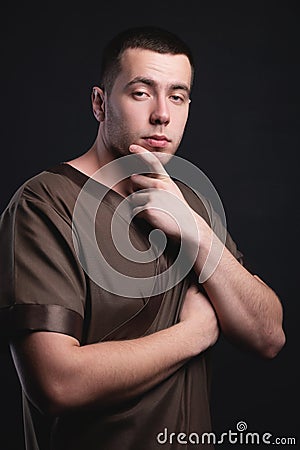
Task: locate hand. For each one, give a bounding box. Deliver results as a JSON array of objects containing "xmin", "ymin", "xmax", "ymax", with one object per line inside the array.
[
  {"xmin": 129, "ymin": 144, "xmax": 198, "ymax": 241},
  {"xmin": 179, "ymin": 284, "xmax": 219, "ymax": 355}
]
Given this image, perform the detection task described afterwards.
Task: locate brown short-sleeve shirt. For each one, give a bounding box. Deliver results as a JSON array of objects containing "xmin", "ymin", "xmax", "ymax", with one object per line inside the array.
[{"xmin": 0, "ymin": 163, "xmax": 244, "ymax": 450}]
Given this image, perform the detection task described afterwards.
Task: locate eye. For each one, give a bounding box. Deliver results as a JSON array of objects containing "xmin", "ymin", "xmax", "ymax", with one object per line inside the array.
[
  {"xmin": 132, "ymin": 91, "xmax": 149, "ymax": 100},
  {"xmin": 170, "ymin": 94, "xmax": 186, "ymax": 104}
]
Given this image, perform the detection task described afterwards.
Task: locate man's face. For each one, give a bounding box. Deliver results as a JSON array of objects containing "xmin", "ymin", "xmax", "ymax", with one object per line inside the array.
[{"xmin": 100, "ymin": 48, "xmax": 192, "ymax": 157}]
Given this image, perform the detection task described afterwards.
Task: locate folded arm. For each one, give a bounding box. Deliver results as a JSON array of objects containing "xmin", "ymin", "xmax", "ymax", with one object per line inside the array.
[{"xmin": 10, "ymin": 284, "xmax": 218, "ymax": 416}]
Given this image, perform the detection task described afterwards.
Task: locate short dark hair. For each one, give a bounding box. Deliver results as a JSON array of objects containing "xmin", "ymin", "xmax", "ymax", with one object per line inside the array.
[{"xmin": 99, "ymin": 26, "xmax": 194, "ymax": 94}]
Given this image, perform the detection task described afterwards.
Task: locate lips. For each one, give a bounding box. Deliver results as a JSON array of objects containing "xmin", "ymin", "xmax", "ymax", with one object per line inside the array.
[{"xmin": 143, "ymin": 135, "xmax": 170, "ymax": 148}]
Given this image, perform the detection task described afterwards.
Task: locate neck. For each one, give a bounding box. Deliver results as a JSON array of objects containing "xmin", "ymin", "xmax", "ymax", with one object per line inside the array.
[{"xmin": 66, "ymin": 131, "xmax": 132, "ymax": 198}]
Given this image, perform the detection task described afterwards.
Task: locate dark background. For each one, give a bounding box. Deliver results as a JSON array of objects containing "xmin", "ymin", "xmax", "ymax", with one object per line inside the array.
[{"xmin": 0, "ymin": 2, "xmax": 299, "ymax": 449}]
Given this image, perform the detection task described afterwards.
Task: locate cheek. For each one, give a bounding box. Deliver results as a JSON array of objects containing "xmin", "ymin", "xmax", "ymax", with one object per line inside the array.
[
  {"xmin": 172, "ymin": 107, "xmax": 189, "ymax": 129},
  {"xmin": 124, "ymin": 105, "xmax": 150, "ymax": 130},
  {"xmin": 119, "ymin": 97, "xmax": 149, "ymax": 120}
]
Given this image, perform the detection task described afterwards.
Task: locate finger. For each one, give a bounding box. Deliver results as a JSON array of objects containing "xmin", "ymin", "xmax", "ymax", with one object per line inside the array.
[
  {"xmin": 187, "ymin": 283, "xmax": 199, "ymax": 294},
  {"xmin": 131, "ymin": 174, "xmax": 167, "ymax": 190},
  {"xmin": 129, "ymin": 144, "xmax": 168, "ymax": 178},
  {"xmin": 129, "ymin": 191, "xmax": 150, "ymax": 207}
]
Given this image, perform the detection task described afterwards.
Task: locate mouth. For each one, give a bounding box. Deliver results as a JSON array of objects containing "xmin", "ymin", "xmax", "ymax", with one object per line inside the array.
[{"xmin": 142, "ymin": 135, "xmax": 171, "ymax": 149}]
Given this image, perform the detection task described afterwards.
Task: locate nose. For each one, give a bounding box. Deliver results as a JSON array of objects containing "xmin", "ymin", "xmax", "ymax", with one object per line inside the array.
[{"xmin": 150, "ymin": 97, "xmax": 170, "ymax": 125}]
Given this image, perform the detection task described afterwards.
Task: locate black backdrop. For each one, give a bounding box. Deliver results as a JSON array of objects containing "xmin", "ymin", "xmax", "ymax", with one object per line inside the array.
[{"xmin": 0, "ymin": 2, "xmax": 299, "ymax": 449}]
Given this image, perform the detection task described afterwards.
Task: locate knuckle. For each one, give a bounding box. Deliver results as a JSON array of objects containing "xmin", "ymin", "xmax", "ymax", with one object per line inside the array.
[{"xmin": 151, "ymin": 179, "xmax": 160, "ymax": 189}]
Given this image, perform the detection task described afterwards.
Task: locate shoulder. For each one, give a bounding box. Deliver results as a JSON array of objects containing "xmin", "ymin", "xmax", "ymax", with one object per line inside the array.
[{"xmin": 2, "ymin": 163, "xmax": 87, "ymax": 219}]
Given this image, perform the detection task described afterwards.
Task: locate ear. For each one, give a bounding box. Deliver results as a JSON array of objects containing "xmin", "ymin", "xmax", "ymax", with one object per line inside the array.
[{"xmin": 91, "ymin": 86, "xmax": 105, "ymax": 122}]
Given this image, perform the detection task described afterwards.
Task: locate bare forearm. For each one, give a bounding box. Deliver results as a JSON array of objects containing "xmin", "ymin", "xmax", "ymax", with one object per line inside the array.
[
  {"xmin": 190, "ymin": 214, "xmax": 285, "ymax": 357},
  {"xmin": 11, "ymin": 321, "xmax": 205, "ymax": 415},
  {"xmin": 203, "ymin": 248, "xmax": 284, "ymax": 356},
  {"xmin": 64, "ymin": 324, "xmax": 194, "ymax": 409}
]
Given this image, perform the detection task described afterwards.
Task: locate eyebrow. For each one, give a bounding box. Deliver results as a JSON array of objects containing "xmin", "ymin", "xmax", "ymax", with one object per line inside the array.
[{"xmin": 126, "ymin": 76, "xmax": 191, "ymax": 95}]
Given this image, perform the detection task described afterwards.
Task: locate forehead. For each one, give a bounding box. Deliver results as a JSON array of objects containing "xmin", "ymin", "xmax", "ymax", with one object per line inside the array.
[{"xmin": 117, "ymin": 48, "xmax": 192, "ymax": 88}]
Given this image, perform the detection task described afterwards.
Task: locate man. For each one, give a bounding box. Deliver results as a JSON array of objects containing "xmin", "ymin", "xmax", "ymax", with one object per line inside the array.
[{"xmin": 0, "ymin": 26, "xmax": 285, "ymax": 449}]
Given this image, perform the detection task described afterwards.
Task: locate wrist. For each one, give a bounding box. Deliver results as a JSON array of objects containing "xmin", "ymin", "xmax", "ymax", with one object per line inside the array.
[
  {"xmin": 182, "ymin": 211, "xmax": 212, "ymax": 253},
  {"xmin": 184, "ymin": 212, "xmax": 225, "ymax": 283},
  {"xmin": 173, "ymin": 322, "xmax": 201, "ymax": 358}
]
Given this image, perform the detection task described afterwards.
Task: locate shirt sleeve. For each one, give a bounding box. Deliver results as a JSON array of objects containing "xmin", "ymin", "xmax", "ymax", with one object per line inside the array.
[{"xmin": 0, "ymin": 190, "xmax": 87, "ymax": 342}]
